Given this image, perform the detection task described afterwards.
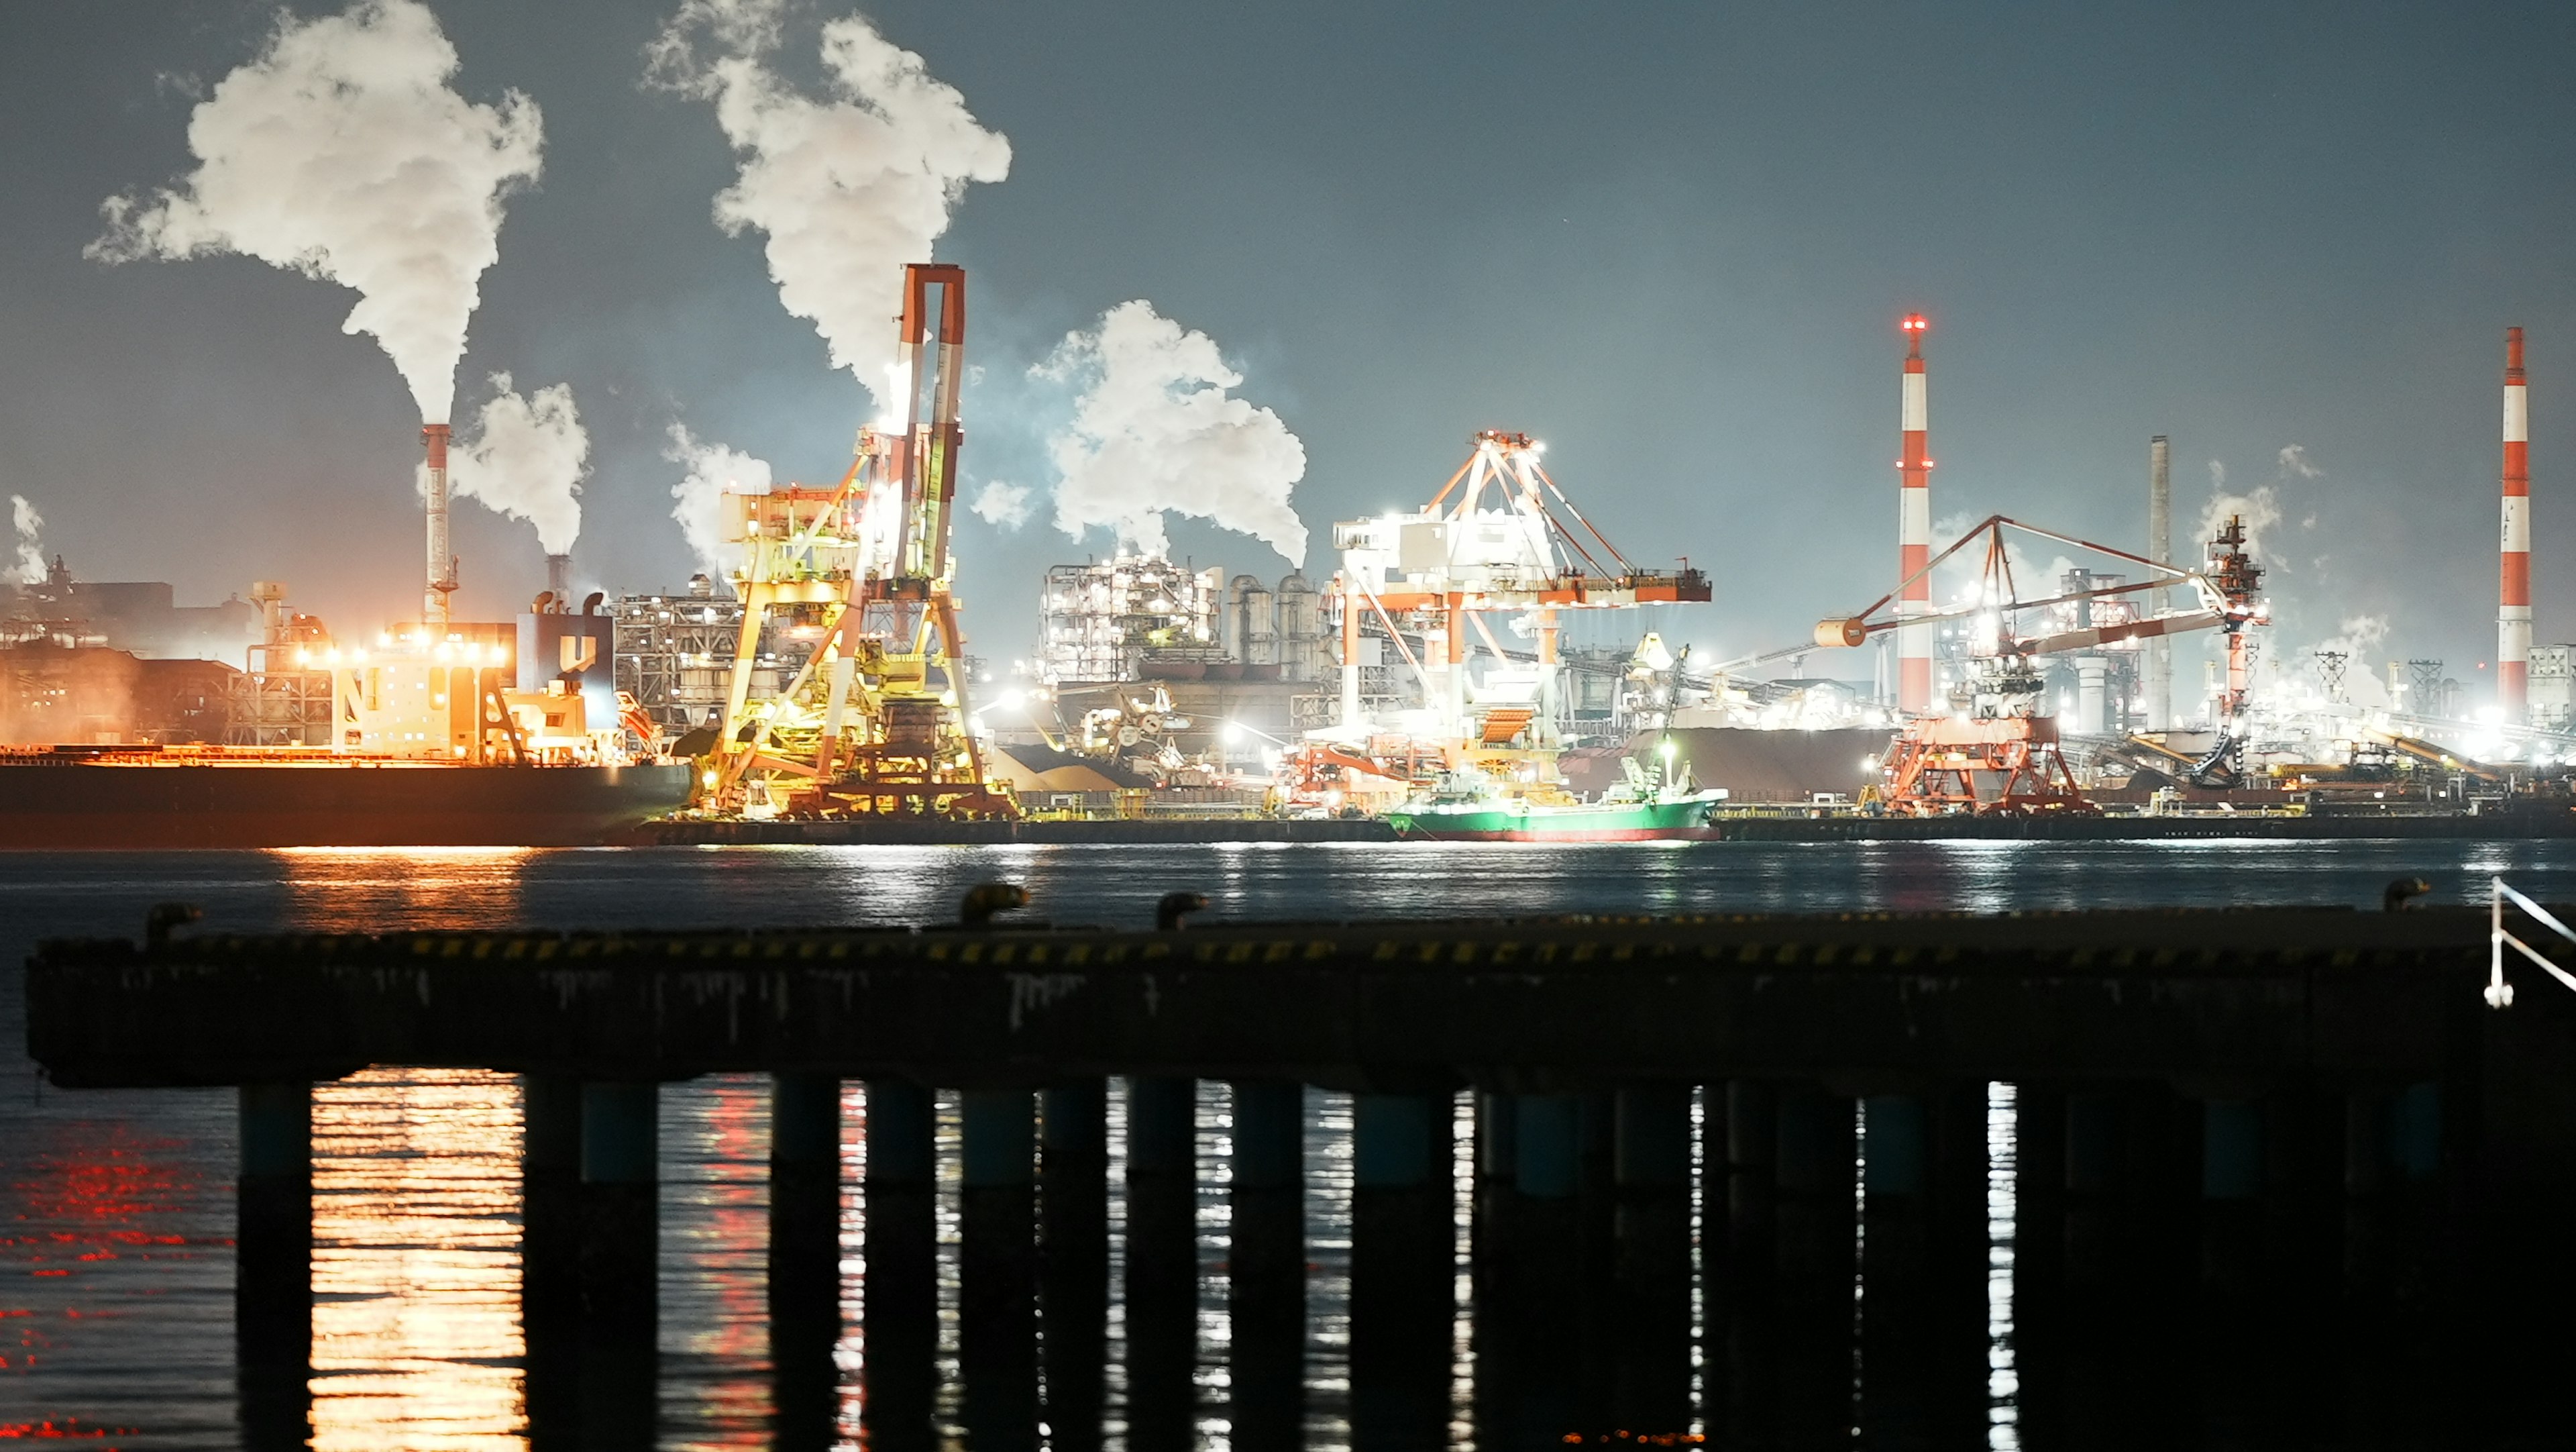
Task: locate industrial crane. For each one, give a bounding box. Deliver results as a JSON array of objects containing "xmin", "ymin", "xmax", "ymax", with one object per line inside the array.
[
  {"xmin": 1803, "ymin": 513, "xmax": 2265, "ymax": 815},
  {"xmin": 1328, "ymin": 429, "xmax": 1711, "ymax": 747},
  {"xmin": 708, "ymin": 263, "xmax": 1011, "ymax": 819}
]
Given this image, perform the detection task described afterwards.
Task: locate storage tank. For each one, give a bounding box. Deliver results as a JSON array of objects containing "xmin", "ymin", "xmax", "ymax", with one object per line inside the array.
[
  {"xmin": 1277, "ymin": 572, "xmax": 1322, "ymax": 681},
  {"xmin": 1232, "ymin": 574, "xmax": 1277, "ymax": 666}
]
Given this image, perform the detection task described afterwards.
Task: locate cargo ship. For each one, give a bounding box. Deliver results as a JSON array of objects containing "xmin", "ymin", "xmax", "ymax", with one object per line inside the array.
[
  {"xmin": 1383, "ymin": 789, "xmax": 1725, "ymax": 842},
  {"xmin": 0, "ymin": 745, "xmax": 694, "ymax": 849}
]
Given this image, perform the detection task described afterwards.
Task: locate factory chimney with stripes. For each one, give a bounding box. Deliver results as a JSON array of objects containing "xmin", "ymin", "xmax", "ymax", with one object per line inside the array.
[
  {"xmin": 1898, "ymin": 314, "xmax": 1933, "ymax": 713},
  {"xmin": 423, "ymin": 422, "xmax": 455, "ymax": 627},
  {"xmin": 2501, "ymin": 327, "xmax": 2531, "ymax": 722}
]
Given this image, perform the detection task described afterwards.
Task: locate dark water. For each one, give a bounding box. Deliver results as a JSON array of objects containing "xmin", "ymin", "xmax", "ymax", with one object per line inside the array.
[{"xmin": 2, "ymin": 840, "xmax": 2565, "ymax": 1449}]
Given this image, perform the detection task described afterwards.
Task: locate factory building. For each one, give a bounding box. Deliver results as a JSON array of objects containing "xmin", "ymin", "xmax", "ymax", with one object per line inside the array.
[
  {"xmin": 614, "ymin": 576, "xmax": 749, "ymax": 735},
  {"xmin": 2530, "ymin": 645, "xmax": 2576, "ymax": 732},
  {"xmin": 1028, "ymin": 554, "xmax": 1337, "ymax": 755},
  {"xmin": 1, "ymin": 554, "xmax": 258, "ymax": 661},
  {"xmin": 1039, "ymin": 556, "xmax": 1225, "ymax": 684}
]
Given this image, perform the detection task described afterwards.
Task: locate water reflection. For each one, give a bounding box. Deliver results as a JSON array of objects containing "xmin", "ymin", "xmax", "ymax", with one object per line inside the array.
[
  {"xmin": 7, "ymin": 839, "xmax": 2565, "ymax": 1445},
  {"xmin": 659, "ymin": 1076, "xmax": 775, "ymax": 1448},
  {"xmin": 273, "ymin": 848, "xmax": 535, "ymax": 931},
  {"xmin": 309, "ymin": 1068, "xmax": 524, "ymax": 1450}
]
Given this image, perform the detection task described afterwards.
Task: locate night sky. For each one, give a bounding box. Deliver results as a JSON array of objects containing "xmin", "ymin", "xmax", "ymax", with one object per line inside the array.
[{"xmin": 6, "ymin": 1, "xmax": 2574, "ymax": 696}]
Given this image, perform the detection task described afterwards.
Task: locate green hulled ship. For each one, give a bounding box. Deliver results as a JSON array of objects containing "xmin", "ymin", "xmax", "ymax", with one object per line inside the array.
[{"xmin": 1383, "ymin": 791, "xmax": 1722, "ymax": 841}]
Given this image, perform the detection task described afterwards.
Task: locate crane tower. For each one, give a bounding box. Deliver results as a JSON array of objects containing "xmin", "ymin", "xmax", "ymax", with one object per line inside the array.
[{"xmin": 708, "ymin": 263, "xmax": 1010, "ymax": 819}]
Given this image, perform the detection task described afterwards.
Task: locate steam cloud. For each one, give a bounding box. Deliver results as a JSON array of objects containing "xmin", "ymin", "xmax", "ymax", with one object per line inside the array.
[
  {"xmin": 89, "ymin": 0, "xmax": 543, "ymax": 424},
  {"xmin": 649, "ymin": 0, "xmax": 1010, "ymax": 409},
  {"xmin": 664, "ymin": 424, "xmax": 773, "ymax": 580},
  {"xmin": 1927, "ymin": 510, "xmax": 2072, "ymax": 609},
  {"xmin": 9, "ymin": 497, "xmax": 44, "ymax": 586},
  {"xmin": 445, "ymin": 374, "xmax": 588, "ymax": 554},
  {"xmin": 2304, "ymin": 613, "xmax": 2393, "ymax": 707},
  {"xmin": 969, "ymin": 480, "xmax": 1033, "ymax": 529},
  {"xmin": 1040, "ymin": 301, "xmax": 1309, "ymax": 564},
  {"xmin": 2198, "ymin": 450, "xmax": 2314, "ymax": 570}
]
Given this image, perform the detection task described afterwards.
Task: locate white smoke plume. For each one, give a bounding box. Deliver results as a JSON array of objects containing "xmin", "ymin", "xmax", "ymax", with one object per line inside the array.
[
  {"xmin": 445, "ymin": 374, "xmax": 587, "ymax": 554},
  {"xmin": 969, "ymin": 480, "xmax": 1032, "ymax": 529},
  {"xmin": 648, "ymin": 0, "xmax": 1010, "ymax": 410},
  {"xmin": 89, "ymin": 0, "xmax": 542, "ymax": 424},
  {"xmin": 663, "ymin": 423, "xmax": 772, "ymax": 580},
  {"xmin": 2277, "ymin": 444, "xmax": 2323, "ymax": 480},
  {"xmin": 2199, "ymin": 456, "xmax": 2283, "ymax": 567},
  {"xmin": 1040, "ymin": 301, "xmax": 1309, "ymax": 564},
  {"xmin": 1926, "ymin": 510, "xmax": 2072, "ymax": 609},
  {"xmin": 2304, "ymin": 614, "xmax": 2393, "ymax": 707},
  {"xmin": 9, "ymin": 497, "xmax": 44, "ymax": 586}
]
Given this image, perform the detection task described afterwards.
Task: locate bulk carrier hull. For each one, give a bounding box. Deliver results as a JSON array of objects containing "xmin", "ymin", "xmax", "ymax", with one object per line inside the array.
[
  {"xmin": 0, "ymin": 754, "xmax": 696, "ymax": 849},
  {"xmin": 1383, "ymin": 796, "xmax": 1719, "ymax": 842}
]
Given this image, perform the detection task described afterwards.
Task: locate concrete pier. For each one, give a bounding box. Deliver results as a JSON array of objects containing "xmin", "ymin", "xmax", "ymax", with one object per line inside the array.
[
  {"xmin": 1495, "ymin": 1092, "xmax": 1584, "ymax": 1443},
  {"xmin": 576, "ymin": 1082, "xmax": 657, "ymax": 1447},
  {"xmin": 26, "ymin": 904, "xmax": 2576, "ymax": 1447},
  {"xmin": 1229, "ymin": 1080, "xmax": 1305, "ymax": 1452},
  {"xmin": 960, "ymin": 1088, "xmax": 1039, "ymax": 1451},
  {"xmin": 863, "ymin": 1080, "xmax": 936, "ymax": 1452},
  {"xmin": 519, "ymin": 1075, "xmax": 582, "ymax": 1447},
  {"xmin": 1772, "ymin": 1083, "xmax": 1857, "ymax": 1448},
  {"xmin": 1611, "ymin": 1084, "xmax": 1693, "ymax": 1435},
  {"xmin": 1039, "ymin": 1082, "xmax": 1109, "ymax": 1452},
  {"xmin": 1122, "ymin": 1077, "xmax": 1198, "ymax": 1452},
  {"xmin": 235, "ymin": 1081, "xmax": 311, "ymax": 1449},
  {"xmin": 1350, "ymin": 1090, "xmax": 1452, "ymax": 1451},
  {"xmin": 767, "ymin": 1073, "xmax": 841, "ymax": 1451}
]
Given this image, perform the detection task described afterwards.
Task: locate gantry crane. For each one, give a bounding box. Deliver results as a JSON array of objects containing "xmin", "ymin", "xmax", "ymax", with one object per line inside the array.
[
  {"xmin": 1328, "ymin": 430, "xmax": 1710, "ymax": 754},
  {"xmin": 1803, "ymin": 513, "xmax": 2265, "ymax": 815},
  {"xmin": 709, "ymin": 263, "xmax": 1011, "ymax": 819}
]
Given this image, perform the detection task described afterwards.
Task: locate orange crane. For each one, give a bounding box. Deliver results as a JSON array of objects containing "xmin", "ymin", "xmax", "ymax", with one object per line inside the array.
[
  {"xmin": 710, "ymin": 263, "xmax": 1012, "ymax": 819},
  {"xmin": 1806, "ymin": 514, "xmax": 2265, "ymax": 815}
]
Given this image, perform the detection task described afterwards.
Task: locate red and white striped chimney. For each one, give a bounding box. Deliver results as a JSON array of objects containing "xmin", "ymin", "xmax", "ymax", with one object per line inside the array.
[
  {"xmin": 2500, "ymin": 327, "xmax": 2530, "ymax": 722},
  {"xmin": 423, "ymin": 422, "xmax": 455, "ymax": 627},
  {"xmin": 1898, "ymin": 314, "xmax": 1933, "ymax": 714}
]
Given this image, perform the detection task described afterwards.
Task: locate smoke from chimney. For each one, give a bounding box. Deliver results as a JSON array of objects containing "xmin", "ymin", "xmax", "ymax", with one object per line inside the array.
[
  {"xmin": 648, "ymin": 0, "xmax": 1010, "ymax": 413},
  {"xmin": 663, "ymin": 423, "xmax": 773, "ymax": 582},
  {"xmin": 8, "ymin": 497, "xmax": 43, "ymax": 586},
  {"xmin": 445, "ymin": 373, "xmax": 588, "ymax": 556},
  {"xmin": 1039, "ymin": 300, "xmax": 1309, "ymax": 564},
  {"xmin": 89, "ymin": 0, "xmax": 543, "ymax": 425}
]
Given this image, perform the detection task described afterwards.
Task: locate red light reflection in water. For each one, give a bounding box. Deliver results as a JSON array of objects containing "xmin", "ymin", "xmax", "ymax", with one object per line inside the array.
[
  {"xmin": 3, "ymin": 1117, "xmax": 220, "ymax": 1437},
  {"xmin": 659, "ymin": 1077, "xmax": 775, "ymax": 1447},
  {"xmin": 309, "ymin": 1068, "xmax": 525, "ymax": 1451}
]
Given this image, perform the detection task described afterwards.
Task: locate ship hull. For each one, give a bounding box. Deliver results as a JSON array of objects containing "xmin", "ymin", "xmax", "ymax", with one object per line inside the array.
[
  {"xmin": 0, "ymin": 761, "xmax": 696, "ymax": 849},
  {"xmin": 1383, "ymin": 798, "xmax": 1717, "ymax": 842}
]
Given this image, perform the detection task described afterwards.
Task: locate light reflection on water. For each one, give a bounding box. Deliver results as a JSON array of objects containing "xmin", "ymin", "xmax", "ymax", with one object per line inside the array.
[
  {"xmin": 659, "ymin": 1076, "xmax": 774, "ymax": 1449},
  {"xmin": 7, "ymin": 838, "xmax": 2575, "ymax": 1446},
  {"xmin": 308, "ymin": 1068, "xmax": 525, "ymax": 1451}
]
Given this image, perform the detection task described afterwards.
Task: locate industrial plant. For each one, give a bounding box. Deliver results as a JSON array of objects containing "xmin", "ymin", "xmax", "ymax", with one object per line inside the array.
[{"xmin": 5, "ymin": 289, "xmax": 2571, "ymax": 843}]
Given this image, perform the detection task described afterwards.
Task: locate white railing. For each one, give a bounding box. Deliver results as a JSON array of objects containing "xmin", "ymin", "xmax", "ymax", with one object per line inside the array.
[{"xmin": 2487, "ymin": 876, "xmax": 2576, "ymax": 1008}]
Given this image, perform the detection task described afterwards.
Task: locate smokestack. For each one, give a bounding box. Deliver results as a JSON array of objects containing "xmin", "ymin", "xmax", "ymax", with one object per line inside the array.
[
  {"xmin": 2501, "ymin": 327, "xmax": 2531, "ymax": 723},
  {"xmin": 2147, "ymin": 435, "xmax": 2171, "ymax": 728},
  {"xmin": 545, "ymin": 552, "xmax": 570, "ymax": 604},
  {"xmin": 423, "ymin": 422, "xmax": 455, "ymax": 627},
  {"xmin": 1897, "ymin": 314, "xmax": 1933, "ymax": 714}
]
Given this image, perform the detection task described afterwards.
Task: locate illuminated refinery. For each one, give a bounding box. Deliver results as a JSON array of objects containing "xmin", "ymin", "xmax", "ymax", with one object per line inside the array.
[{"xmin": 3, "ymin": 301, "xmax": 2569, "ymax": 843}]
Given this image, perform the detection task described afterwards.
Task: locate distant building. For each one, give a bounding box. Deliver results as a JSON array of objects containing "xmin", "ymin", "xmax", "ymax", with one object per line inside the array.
[
  {"xmin": 0, "ymin": 645, "xmax": 238, "ymax": 745},
  {"xmin": 2532, "ymin": 645, "xmax": 2575, "ymax": 731},
  {"xmin": 614, "ymin": 576, "xmax": 751, "ymax": 734},
  {"xmin": 1, "ymin": 555, "xmax": 256, "ymax": 661}
]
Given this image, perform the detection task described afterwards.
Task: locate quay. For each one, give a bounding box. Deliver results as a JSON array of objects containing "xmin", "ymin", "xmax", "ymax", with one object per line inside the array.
[
  {"xmin": 27, "ymin": 901, "xmax": 2576, "ymax": 1448},
  {"xmin": 629, "ymin": 809, "xmax": 2576, "ymax": 845}
]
